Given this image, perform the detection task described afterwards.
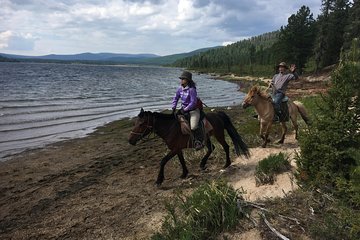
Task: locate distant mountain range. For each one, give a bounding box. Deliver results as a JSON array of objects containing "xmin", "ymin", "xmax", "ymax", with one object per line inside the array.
[{"xmin": 0, "ymin": 47, "xmax": 221, "ymax": 65}]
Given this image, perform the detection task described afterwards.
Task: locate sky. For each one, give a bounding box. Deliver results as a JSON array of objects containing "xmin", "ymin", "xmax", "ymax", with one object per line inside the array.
[{"xmin": 0, "ymin": 0, "xmax": 322, "ymax": 56}]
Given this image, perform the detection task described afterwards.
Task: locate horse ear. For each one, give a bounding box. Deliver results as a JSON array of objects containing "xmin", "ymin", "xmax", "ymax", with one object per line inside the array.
[{"xmin": 139, "ymin": 108, "xmax": 144, "ymax": 117}]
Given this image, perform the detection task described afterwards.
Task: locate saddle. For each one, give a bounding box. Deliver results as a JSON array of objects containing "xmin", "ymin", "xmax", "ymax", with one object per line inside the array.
[
  {"xmin": 271, "ymin": 95, "xmax": 290, "ymax": 122},
  {"xmin": 177, "ymin": 112, "xmax": 213, "ymax": 143}
]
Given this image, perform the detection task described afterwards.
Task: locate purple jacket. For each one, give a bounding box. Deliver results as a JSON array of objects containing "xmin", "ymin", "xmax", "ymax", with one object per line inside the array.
[{"xmin": 172, "ymin": 86, "xmax": 198, "ymax": 112}]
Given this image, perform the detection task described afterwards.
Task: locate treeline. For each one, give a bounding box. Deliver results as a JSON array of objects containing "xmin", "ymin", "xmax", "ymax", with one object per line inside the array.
[
  {"xmin": 173, "ymin": 31, "xmax": 280, "ymax": 76},
  {"xmin": 0, "ymin": 55, "xmax": 18, "ymax": 62},
  {"xmin": 173, "ymin": 0, "xmax": 360, "ymax": 76}
]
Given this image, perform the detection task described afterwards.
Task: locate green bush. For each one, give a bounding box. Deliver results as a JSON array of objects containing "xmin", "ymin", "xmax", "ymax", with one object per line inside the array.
[
  {"xmin": 152, "ymin": 180, "xmax": 245, "ymax": 240},
  {"xmin": 255, "ymin": 152, "xmax": 292, "ymax": 185},
  {"xmin": 296, "ymin": 40, "xmax": 360, "ymax": 208}
]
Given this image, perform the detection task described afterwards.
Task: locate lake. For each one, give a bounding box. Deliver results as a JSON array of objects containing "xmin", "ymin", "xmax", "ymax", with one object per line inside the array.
[{"xmin": 0, "ymin": 62, "xmax": 245, "ymax": 160}]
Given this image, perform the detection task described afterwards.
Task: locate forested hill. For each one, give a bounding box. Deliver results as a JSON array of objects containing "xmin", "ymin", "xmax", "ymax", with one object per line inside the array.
[
  {"xmin": 173, "ymin": 1, "xmax": 360, "ymax": 77},
  {"xmin": 0, "ymin": 55, "xmax": 18, "ymax": 62},
  {"xmin": 173, "ymin": 31, "xmax": 279, "ymax": 76}
]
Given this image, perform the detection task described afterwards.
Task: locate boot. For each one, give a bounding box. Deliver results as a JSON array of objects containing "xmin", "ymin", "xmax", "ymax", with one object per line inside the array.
[
  {"xmin": 273, "ymin": 109, "xmax": 281, "ymax": 122},
  {"xmin": 192, "ymin": 128, "xmax": 204, "ymax": 150}
]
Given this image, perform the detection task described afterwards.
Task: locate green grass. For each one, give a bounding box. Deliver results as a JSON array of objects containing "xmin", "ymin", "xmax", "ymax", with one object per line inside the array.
[
  {"xmin": 255, "ymin": 152, "xmax": 292, "ymax": 185},
  {"xmin": 152, "ymin": 180, "xmax": 245, "ymax": 240}
]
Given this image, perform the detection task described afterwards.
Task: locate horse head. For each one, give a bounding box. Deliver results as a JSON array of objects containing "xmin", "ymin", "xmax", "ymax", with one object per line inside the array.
[
  {"xmin": 242, "ymin": 86, "xmax": 262, "ymax": 109},
  {"xmin": 128, "ymin": 108, "xmax": 155, "ymax": 145}
]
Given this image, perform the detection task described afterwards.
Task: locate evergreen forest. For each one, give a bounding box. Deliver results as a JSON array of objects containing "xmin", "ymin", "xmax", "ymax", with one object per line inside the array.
[{"xmin": 173, "ymin": 1, "xmax": 360, "ymax": 76}]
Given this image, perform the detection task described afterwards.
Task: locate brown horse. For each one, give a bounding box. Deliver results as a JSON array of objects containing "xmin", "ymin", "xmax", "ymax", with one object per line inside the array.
[
  {"xmin": 128, "ymin": 108, "xmax": 250, "ymax": 186},
  {"xmin": 242, "ymin": 86, "xmax": 309, "ymax": 148}
]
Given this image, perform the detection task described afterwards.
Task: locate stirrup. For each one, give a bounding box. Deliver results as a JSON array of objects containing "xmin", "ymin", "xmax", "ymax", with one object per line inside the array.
[{"xmin": 194, "ymin": 140, "xmax": 204, "ymax": 150}]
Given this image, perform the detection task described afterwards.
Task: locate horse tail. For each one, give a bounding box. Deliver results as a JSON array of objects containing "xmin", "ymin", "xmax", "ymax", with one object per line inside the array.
[
  {"xmin": 293, "ymin": 101, "xmax": 310, "ymax": 125},
  {"xmin": 217, "ymin": 111, "xmax": 250, "ymax": 158}
]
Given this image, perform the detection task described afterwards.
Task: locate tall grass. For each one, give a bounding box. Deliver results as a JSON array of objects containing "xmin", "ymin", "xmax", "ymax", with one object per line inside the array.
[
  {"xmin": 255, "ymin": 152, "xmax": 291, "ymax": 185},
  {"xmin": 152, "ymin": 180, "xmax": 245, "ymax": 240}
]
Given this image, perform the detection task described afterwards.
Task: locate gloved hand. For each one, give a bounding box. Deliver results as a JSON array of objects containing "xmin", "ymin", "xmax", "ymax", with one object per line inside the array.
[{"xmin": 180, "ymin": 108, "xmax": 186, "ymax": 115}]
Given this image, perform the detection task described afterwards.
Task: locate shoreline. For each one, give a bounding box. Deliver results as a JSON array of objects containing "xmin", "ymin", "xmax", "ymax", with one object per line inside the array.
[{"xmin": 0, "ymin": 105, "xmax": 259, "ymax": 239}]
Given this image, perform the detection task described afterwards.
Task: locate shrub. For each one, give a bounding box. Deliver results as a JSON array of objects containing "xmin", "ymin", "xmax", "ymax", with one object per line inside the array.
[
  {"xmin": 255, "ymin": 152, "xmax": 292, "ymax": 185},
  {"xmin": 296, "ymin": 39, "xmax": 360, "ymax": 208},
  {"xmin": 152, "ymin": 180, "xmax": 245, "ymax": 240}
]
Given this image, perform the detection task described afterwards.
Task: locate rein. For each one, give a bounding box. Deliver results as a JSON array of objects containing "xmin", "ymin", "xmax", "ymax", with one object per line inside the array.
[{"xmin": 130, "ymin": 115, "xmax": 156, "ymax": 142}]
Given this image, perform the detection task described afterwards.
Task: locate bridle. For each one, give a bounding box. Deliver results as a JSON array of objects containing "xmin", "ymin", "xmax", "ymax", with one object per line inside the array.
[{"xmin": 130, "ymin": 114, "xmax": 155, "ymax": 141}]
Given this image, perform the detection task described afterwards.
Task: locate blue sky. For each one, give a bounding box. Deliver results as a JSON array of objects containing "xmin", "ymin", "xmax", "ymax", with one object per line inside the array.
[{"xmin": 0, "ymin": 0, "xmax": 321, "ymax": 56}]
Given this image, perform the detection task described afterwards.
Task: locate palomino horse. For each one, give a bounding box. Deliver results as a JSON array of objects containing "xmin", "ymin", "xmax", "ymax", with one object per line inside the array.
[
  {"xmin": 242, "ymin": 86, "xmax": 309, "ymax": 148},
  {"xmin": 128, "ymin": 108, "xmax": 250, "ymax": 186}
]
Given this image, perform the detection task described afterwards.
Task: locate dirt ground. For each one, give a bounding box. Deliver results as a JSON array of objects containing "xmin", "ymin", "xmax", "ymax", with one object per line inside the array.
[{"xmin": 0, "ymin": 74, "xmax": 330, "ymax": 239}]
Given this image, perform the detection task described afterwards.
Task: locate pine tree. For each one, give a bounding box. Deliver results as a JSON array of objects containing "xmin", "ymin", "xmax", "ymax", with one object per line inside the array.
[
  {"xmin": 314, "ymin": 0, "xmax": 350, "ymax": 69},
  {"xmin": 297, "ymin": 39, "xmax": 360, "ymax": 208},
  {"xmin": 275, "ymin": 6, "xmax": 316, "ymax": 73},
  {"xmin": 343, "ymin": 0, "xmax": 360, "ymax": 50},
  {"xmin": 314, "ymin": 0, "xmax": 333, "ymax": 71}
]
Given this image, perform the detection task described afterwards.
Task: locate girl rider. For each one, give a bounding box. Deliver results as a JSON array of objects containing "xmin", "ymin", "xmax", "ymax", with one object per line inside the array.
[{"xmin": 172, "ymin": 71, "xmax": 203, "ymax": 150}]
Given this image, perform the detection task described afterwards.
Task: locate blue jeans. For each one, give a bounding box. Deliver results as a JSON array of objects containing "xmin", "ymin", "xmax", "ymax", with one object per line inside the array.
[{"xmin": 273, "ymin": 91, "xmax": 285, "ymax": 115}]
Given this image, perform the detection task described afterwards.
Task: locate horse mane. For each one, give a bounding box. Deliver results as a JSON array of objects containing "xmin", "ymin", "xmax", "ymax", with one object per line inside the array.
[
  {"xmin": 153, "ymin": 112, "xmax": 176, "ymax": 120},
  {"xmin": 142, "ymin": 111, "xmax": 176, "ymax": 121},
  {"xmin": 250, "ymin": 86, "xmax": 270, "ymax": 99}
]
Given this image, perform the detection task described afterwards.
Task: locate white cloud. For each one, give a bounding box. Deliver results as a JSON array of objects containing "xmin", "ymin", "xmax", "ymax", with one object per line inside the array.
[
  {"xmin": 222, "ymin": 41, "xmax": 234, "ymax": 46},
  {"xmin": 0, "ymin": 31, "xmax": 12, "ymax": 49},
  {"xmin": 0, "ymin": 0, "xmax": 322, "ymax": 55}
]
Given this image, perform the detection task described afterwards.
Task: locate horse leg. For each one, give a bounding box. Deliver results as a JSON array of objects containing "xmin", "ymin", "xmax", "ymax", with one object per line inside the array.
[
  {"xmin": 214, "ymin": 133, "xmax": 231, "ymax": 169},
  {"xmin": 156, "ymin": 150, "xmax": 177, "ymax": 186},
  {"xmin": 277, "ymin": 122, "xmax": 287, "ymax": 144},
  {"xmin": 290, "ymin": 115, "xmax": 299, "ymax": 139},
  {"xmin": 177, "ymin": 151, "xmax": 188, "ymax": 179},
  {"xmin": 260, "ymin": 121, "xmax": 271, "ymax": 148},
  {"xmin": 289, "ymin": 102, "xmax": 299, "ymax": 139},
  {"xmin": 200, "ymin": 138, "xmax": 215, "ymax": 170}
]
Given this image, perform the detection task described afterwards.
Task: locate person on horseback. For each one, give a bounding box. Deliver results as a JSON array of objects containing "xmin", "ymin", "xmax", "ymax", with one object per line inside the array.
[
  {"xmin": 268, "ymin": 62, "xmax": 298, "ymax": 122},
  {"xmin": 171, "ymin": 71, "xmax": 203, "ymax": 150}
]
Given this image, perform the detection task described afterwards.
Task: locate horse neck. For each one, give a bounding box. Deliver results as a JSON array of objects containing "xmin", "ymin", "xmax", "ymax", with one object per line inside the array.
[
  {"xmin": 253, "ymin": 96, "xmax": 274, "ymax": 119},
  {"xmin": 153, "ymin": 113, "xmax": 178, "ymax": 139}
]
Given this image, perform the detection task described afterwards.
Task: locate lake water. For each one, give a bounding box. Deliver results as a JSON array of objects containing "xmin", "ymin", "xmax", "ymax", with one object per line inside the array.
[{"xmin": 0, "ymin": 62, "xmax": 245, "ymax": 160}]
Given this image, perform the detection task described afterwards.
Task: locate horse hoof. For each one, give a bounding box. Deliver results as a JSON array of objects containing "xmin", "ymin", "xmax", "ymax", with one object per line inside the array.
[
  {"xmin": 223, "ymin": 163, "xmax": 231, "ymax": 169},
  {"xmin": 180, "ymin": 173, "xmax": 188, "ymax": 179},
  {"xmin": 200, "ymin": 165, "xmax": 207, "ymax": 171},
  {"xmin": 155, "ymin": 181, "xmax": 162, "ymax": 187}
]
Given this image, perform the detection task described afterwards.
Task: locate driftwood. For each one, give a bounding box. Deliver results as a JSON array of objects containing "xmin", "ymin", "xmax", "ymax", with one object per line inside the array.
[
  {"xmin": 237, "ymin": 199, "xmax": 305, "ymax": 237},
  {"xmin": 260, "ymin": 212, "xmax": 290, "ymax": 240},
  {"xmin": 237, "ymin": 199, "xmax": 257, "ymax": 226},
  {"xmin": 242, "ymin": 201, "xmax": 302, "ymax": 225}
]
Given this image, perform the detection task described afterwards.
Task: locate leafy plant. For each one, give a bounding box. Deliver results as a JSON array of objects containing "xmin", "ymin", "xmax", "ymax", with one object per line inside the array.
[
  {"xmin": 255, "ymin": 152, "xmax": 292, "ymax": 186},
  {"xmin": 152, "ymin": 180, "xmax": 245, "ymax": 240},
  {"xmin": 296, "ymin": 39, "xmax": 360, "ymax": 208}
]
